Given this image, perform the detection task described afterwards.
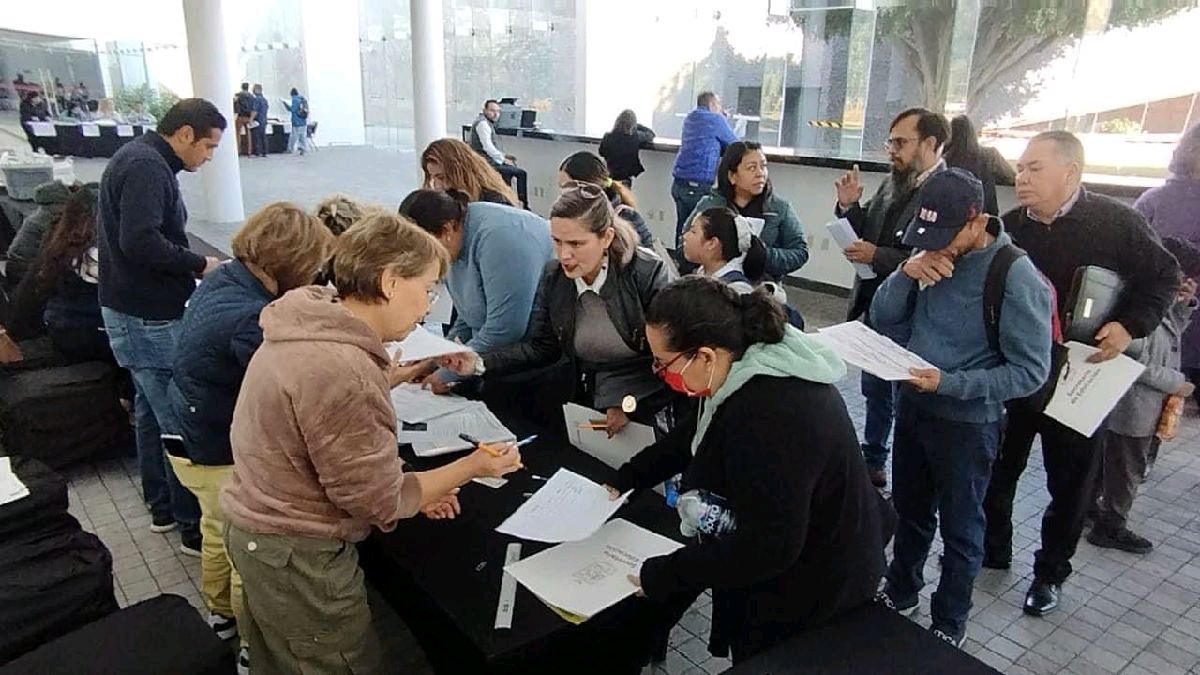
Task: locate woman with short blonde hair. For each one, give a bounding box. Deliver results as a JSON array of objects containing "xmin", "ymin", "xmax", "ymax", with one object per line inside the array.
[{"xmin": 221, "ymin": 211, "xmax": 521, "ymax": 673}]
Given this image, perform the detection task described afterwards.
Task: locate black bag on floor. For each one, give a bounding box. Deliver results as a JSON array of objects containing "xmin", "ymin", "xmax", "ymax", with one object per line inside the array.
[
  {"xmin": 0, "ymin": 361, "xmax": 129, "ymax": 469},
  {"xmin": 0, "ymin": 523, "xmax": 118, "ymax": 663},
  {"xmin": 0, "ymin": 456, "xmax": 71, "ymax": 542},
  {"xmin": 0, "ymin": 594, "xmax": 234, "ymax": 674}
]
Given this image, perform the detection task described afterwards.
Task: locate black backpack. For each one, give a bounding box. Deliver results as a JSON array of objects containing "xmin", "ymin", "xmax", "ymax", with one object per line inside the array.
[
  {"xmin": 297, "ymin": 96, "xmax": 309, "ymax": 119},
  {"xmin": 234, "ymin": 92, "xmax": 254, "ymax": 116}
]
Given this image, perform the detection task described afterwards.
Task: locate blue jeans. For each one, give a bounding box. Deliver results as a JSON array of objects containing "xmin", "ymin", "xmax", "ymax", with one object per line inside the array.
[
  {"xmin": 671, "ymin": 178, "xmax": 708, "ymax": 245},
  {"xmin": 101, "ymin": 307, "xmax": 200, "ymax": 539},
  {"xmin": 885, "ymin": 396, "xmax": 999, "ymax": 638},
  {"xmin": 288, "ymin": 124, "xmax": 307, "ymax": 154},
  {"xmin": 860, "ymin": 371, "xmax": 895, "ymax": 471}
]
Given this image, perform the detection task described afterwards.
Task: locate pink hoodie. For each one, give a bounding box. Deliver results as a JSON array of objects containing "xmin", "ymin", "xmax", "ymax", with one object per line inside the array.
[{"xmin": 220, "ymin": 286, "xmax": 420, "ymax": 542}]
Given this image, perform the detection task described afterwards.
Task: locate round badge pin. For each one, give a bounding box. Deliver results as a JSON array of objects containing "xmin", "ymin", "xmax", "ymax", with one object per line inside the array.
[{"xmin": 621, "ymin": 395, "xmax": 637, "ymax": 414}]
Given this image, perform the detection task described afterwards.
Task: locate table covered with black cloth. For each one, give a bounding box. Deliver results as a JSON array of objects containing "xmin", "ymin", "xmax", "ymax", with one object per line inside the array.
[
  {"xmin": 359, "ymin": 409, "xmax": 686, "ymax": 674},
  {"xmin": 725, "ymin": 602, "xmax": 1000, "ymax": 674},
  {"xmin": 22, "ymin": 123, "xmax": 150, "ymax": 158}
]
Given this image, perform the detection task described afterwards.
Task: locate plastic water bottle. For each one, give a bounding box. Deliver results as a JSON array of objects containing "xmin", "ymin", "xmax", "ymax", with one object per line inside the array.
[
  {"xmin": 676, "ymin": 489, "xmax": 737, "ymax": 539},
  {"xmin": 663, "ymin": 474, "xmax": 681, "ymax": 508},
  {"xmin": 677, "ymin": 491, "xmax": 705, "ymax": 538}
]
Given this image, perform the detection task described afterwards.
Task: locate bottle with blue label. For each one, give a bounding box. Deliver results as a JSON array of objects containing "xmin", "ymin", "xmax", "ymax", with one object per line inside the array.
[
  {"xmin": 676, "ymin": 489, "xmax": 737, "ymax": 539},
  {"xmin": 663, "ymin": 474, "xmax": 682, "ymax": 508}
]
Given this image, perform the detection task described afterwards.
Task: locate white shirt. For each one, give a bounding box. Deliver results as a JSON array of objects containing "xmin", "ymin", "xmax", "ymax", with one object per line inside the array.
[
  {"xmin": 475, "ymin": 119, "xmax": 505, "ymax": 165},
  {"xmin": 574, "ymin": 260, "xmax": 609, "ymax": 296}
]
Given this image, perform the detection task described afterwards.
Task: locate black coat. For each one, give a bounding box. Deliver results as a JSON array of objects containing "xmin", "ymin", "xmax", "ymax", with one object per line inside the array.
[
  {"xmin": 613, "ymin": 375, "xmax": 886, "ymax": 657},
  {"xmin": 599, "ymin": 125, "xmax": 656, "ymax": 181},
  {"xmin": 840, "ymin": 176, "xmax": 924, "ymax": 322}
]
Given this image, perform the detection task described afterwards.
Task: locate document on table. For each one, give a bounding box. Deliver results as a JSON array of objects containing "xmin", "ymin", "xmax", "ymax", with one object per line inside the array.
[
  {"xmin": 1044, "ymin": 341, "xmax": 1146, "ymax": 438},
  {"xmin": 80, "ymin": 124, "xmax": 100, "ymax": 138},
  {"xmin": 504, "ymin": 518, "xmax": 683, "ymax": 621},
  {"xmin": 811, "ymin": 321, "xmax": 933, "ymax": 381},
  {"xmin": 116, "ymin": 124, "xmax": 134, "ymax": 137},
  {"xmin": 396, "ymin": 402, "xmax": 516, "ymax": 457},
  {"xmin": 0, "ymin": 457, "xmax": 29, "ymax": 506},
  {"xmin": 825, "ymin": 218, "xmax": 876, "ymax": 280},
  {"xmin": 497, "ymin": 468, "xmax": 631, "ymax": 543},
  {"xmin": 563, "ymin": 403, "xmax": 656, "ymax": 470},
  {"xmin": 390, "ymin": 383, "xmax": 474, "ymax": 423},
  {"xmin": 387, "ymin": 325, "xmax": 468, "ymax": 364}
]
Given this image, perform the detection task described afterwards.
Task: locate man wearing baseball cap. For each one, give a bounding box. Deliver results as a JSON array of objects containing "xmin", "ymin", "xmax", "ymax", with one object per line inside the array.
[{"xmin": 868, "ymin": 168, "xmax": 1053, "ymax": 647}]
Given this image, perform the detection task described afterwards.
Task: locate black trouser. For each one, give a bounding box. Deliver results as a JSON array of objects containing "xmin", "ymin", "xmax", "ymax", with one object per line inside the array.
[
  {"xmin": 494, "ymin": 162, "xmax": 528, "ymax": 208},
  {"xmin": 983, "ymin": 397, "xmax": 1104, "ymax": 584}
]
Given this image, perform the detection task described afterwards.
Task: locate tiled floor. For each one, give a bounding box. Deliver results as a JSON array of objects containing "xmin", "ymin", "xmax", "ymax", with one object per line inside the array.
[{"xmin": 45, "ymin": 148, "xmax": 1200, "ymax": 673}]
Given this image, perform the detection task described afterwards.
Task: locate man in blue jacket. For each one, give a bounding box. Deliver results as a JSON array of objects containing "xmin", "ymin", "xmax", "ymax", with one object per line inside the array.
[
  {"xmin": 671, "ymin": 91, "xmax": 737, "ymax": 242},
  {"xmin": 870, "ymin": 169, "xmax": 1052, "ymax": 648},
  {"xmin": 251, "ymin": 84, "xmax": 269, "ymax": 157}
]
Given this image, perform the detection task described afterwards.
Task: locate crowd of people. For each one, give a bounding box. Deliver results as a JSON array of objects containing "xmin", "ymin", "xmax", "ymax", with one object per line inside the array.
[{"xmin": 1, "ymin": 90, "xmax": 1197, "ymax": 674}]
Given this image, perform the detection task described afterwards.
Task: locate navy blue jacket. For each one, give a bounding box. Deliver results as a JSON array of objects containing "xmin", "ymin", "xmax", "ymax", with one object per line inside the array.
[
  {"xmin": 169, "ymin": 261, "xmax": 273, "ymax": 465},
  {"xmin": 97, "ymin": 132, "xmax": 205, "ymax": 319}
]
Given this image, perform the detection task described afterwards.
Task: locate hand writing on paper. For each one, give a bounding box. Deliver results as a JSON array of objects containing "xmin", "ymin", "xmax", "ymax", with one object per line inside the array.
[
  {"xmin": 471, "ymin": 442, "xmax": 523, "ymax": 478},
  {"xmin": 834, "ymin": 164, "xmax": 863, "ymax": 209},
  {"xmin": 627, "ymin": 574, "xmax": 645, "ymax": 597},
  {"xmin": 844, "ymin": 240, "xmax": 877, "ymax": 264},
  {"xmin": 421, "ymin": 488, "xmax": 461, "ymax": 520},
  {"xmin": 605, "ymin": 407, "xmax": 629, "ymax": 438},
  {"xmin": 902, "ymin": 251, "xmax": 955, "ymax": 287},
  {"xmin": 908, "ymin": 367, "xmax": 942, "ymax": 393},
  {"xmin": 1088, "ymin": 321, "xmax": 1132, "ymax": 363}
]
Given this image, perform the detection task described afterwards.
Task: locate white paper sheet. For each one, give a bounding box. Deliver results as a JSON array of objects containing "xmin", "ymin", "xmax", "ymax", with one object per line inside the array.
[
  {"xmin": 388, "ymin": 326, "xmax": 468, "ymax": 364},
  {"xmin": 563, "ymin": 403, "xmax": 656, "ymax": 470},
  {"xmin": 1043, "ymin": 341, "xmax": 1146, "ymax": 438},
  {"xmin": 497, "ymin": 469, "xmax": 631, "ymax": 543},
  {"xmin": 811, "ymin": 321, "xmax": 933, "ymax": 381},
  {"xmin": 825, "ymin": 218, "xmax": 877, "ymax": 280},
  {"xmin": 425, "ymin": 281, "xmax": 454, "ymax": 326},
  {"xmin": 390, "ymin": 383, "xmax": 474, "ymax": 423},
  {"xmin": 397, "ymin": 403, "xmax": 516, "ymax": 457},
  {"xmin": 116, "ymin": 124, "xmax": 135, "ymax": 137},
  {"xmin": 504, "ymin": 518, "xmax": 683, "ymax": 619},
  {"xmin": 29, "ymin": 122, "xmax": 57, "ymax": 137},
  {"xmin": 80, "ymin": 123, "xmax": 101, "ymax": 137},
  {"xmin": 0, "ymin": 457, "xmax": 30, "ymax": 506}
]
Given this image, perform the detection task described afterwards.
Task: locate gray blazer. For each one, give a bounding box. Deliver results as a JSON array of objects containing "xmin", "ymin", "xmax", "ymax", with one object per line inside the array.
[{"xmin": 1108, "ymin": 298, "xmax": 1196, "ymax": 437}]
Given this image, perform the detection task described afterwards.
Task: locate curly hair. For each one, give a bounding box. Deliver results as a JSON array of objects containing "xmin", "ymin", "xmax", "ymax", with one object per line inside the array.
[
  {"xmin": 313, "ymin": 194, "xmax": 373, "ymax": 236},
  {"xmin": 421, "ymin": 138, "xmax": 518, "ymax": 206}
]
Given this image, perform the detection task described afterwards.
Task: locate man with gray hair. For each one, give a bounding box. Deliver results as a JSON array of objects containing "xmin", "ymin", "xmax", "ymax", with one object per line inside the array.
[{"xmin": 982, "ymin": 130, "xmax": 1180, "ymax": 617}]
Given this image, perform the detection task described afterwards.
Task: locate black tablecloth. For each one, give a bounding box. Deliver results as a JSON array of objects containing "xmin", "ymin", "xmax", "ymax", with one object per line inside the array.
[
  {"xmin": 725, "ymin": 603, "xmax": 1000, "ymax": 674},
  {"xmin": 24, "ymin": 123, "xmax": 151, "ymax": 159},
  {"xmin": 359, "ymin": 409, "xmax": 682, "ymax": 674}
]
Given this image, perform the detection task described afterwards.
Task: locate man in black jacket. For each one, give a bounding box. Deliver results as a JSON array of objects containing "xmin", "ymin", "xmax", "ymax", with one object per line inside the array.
[
  {"xmin": 98, "ymin": 98, "xmax": 224, "ymax": 556},
  {"xmin": 832, "ymin": 107, "xmax": 948, "ymax": 488},
  {"xmin": 982, "ymin": 131, "xmax": 1180, "ymax": 618}
]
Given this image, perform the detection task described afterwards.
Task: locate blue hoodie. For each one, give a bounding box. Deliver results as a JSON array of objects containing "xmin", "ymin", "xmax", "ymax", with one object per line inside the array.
[
  {"xmin": 672, "ymin": 107, "xmax": 738, "ymax": 184},
  {"xmin": 869, "ymin": 221, "xmax": 1052, "ymax": 424}
]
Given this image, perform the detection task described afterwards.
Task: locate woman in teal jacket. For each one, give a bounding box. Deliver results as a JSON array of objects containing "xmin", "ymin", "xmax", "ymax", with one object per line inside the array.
[{"xmin": 686, "ymin": 141, "xmax": 808, "ymax": 280}]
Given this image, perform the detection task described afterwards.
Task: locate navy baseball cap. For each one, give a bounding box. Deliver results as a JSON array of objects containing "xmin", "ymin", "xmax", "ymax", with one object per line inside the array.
[{"xmin": 902, "ymin": 168, "xmax": 985, "ymax": 251}]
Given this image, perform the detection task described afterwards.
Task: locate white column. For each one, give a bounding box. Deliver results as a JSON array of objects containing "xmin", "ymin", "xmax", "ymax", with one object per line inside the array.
[
  {"xmin": 301, "ymin": 0, "xmax": 366, "ymax": 146},
  {"xmin": 182, "ymin": 0, "xmax": 244, "ymax": 224},
  {"xmin": 410, "ymin": 0, "xmax": 447, "ymax": 153}
]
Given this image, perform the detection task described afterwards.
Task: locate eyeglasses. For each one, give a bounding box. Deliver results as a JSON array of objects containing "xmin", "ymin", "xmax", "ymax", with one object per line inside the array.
[
  {"xmin": 427, "ymin": 288, "xmax": 441, "ymax": 306},
  {"xmin": 884, "ymin": 136, "xmax": 920, "ymax": 151},
  {"xmin": 651, "ymin": 351, "xmax": 691, "ymax": 376},
  {"xmin": 561, "ymin": 180, "xmax": 606, "ymax": 200}
]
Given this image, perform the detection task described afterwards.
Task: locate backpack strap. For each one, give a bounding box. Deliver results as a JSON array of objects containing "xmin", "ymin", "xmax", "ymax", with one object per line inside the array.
[{"xmin": 983, "ymin": 244, "xmax": 1025, "ymax": 352}]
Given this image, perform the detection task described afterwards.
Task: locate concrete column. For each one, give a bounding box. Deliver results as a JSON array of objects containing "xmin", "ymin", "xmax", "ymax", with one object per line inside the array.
[
  {"xmin": 301, "ymin": 0, "xmax": 366, "ymax": 146},
  {"xmin": 181, "ymin": 0, "xmax": 244, "ymax": 224},
  {"xmin": 410, "ymin": 0, "xmax": 447, "ymax": 153}
]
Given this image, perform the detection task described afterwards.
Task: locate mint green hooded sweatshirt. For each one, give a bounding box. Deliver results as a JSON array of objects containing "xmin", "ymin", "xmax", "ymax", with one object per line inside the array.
[{"xmin": 691, "ymin": 325, "xmax": 847, "ymax": 454}]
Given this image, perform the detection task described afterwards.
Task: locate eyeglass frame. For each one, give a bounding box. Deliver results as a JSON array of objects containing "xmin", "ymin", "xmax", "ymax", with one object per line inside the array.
[
  {"xmin": 884, "ymin": 135, "xmax": 923, "ymax": 151},
  {"xmin": 651, "ymin": 350, "xmax": 695, "ymax": 376}
]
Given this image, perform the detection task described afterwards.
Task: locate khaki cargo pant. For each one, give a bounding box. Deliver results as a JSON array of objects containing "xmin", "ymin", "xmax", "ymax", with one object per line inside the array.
[{"xmin": 226, "ymin": 523, "xmax": 382, "ymax": 674}]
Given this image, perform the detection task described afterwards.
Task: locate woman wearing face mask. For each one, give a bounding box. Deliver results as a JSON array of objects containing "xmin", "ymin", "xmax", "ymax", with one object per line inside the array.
[
  {"xmin": 686, "ymin": 141, "xmax": 808, "ymax": 280},
  {"xmin": 441, "ymin": 185, "xmax": 676, "ymax": 437},
  {"xmin": 608, "ymin": 276, "xmax": 886, "ymax": 664},
  {"xmin": 221, "ymin": 213, "xmax": 522, "ymax": 673},
  {"xmin": 421, "ymin": 138, "xmax": 519, "ymax": 206}
]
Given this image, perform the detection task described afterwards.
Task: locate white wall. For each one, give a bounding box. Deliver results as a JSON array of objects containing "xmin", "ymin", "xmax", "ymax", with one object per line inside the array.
[
  {"xmin": 300, "ymin": 0, "xmax": 366, "ymax": 146},
  {"xmin": 501, "ymin": 133, "xmax": 1022, "ymax": 290}
]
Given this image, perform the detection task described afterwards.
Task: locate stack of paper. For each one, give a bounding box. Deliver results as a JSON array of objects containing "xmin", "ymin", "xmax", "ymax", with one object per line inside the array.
[
  {"xmin": 810, "ymin": 321, "xmax": 933, "ymax": 381},
  {"xmin": 826, "ymin": 218, "xmax": 877, "ymax": 280},
  {"xmin": 563, "ymin": 403, "xmax": 656, "ymax": 470},
  {"xmin": 504, "ymin": 518, "xmax": 683, "ymax": 622},
  {"xmin": 0, "ymin": 457, "xmax": 30, "ymax": 506},
  {"xmin": 497, "ymin": 468, "xmax": 631, "ymax": 543},
  {"xmin": 391, "ymin": 384, "xmax": 515, "ymax": 457}
]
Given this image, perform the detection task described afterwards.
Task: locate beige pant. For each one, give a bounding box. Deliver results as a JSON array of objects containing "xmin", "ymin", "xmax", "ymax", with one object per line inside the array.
[
  {"xmin": 168, "ymin": 457, "xmax": 243, "ymax": 630},
  {"xmin": 225, "ymin": 523, "xmax": 382, "ymax": 675}
]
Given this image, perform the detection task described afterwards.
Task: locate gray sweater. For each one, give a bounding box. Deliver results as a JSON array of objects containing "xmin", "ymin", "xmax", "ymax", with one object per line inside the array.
[{"xmin": 1108, "ymin": 298, "xmax": 1196, "ymax": 437}]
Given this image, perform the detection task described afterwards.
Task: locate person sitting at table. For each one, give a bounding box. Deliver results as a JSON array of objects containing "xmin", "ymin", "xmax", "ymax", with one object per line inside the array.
[
  {"xmin": 558, "ymin": 150, "xmax": 655, "ymax": 248},
  {"xmin": 441, "ymin": 186, "xmax": 678, "ymax": 436},
  {"xmin": 167, "ymin": 202, "xmax": 333, "ymax": 671},
  {"xmin": 398, "ymin": 188, "xmax": 553, "ymax": 393},
  {"xmin": 19, "ymin": 92, "xmax": 50, "ymax": 153},
  {"xmin": 686, "ymin": 141, "xmax": 808, "ymax": 280},
  {"xmin": 421, "ymin": 138, "xmax": 520, "ymax": 206},
  {"xmin": 680, "ymin": 205, "xmax": 802, "ymax": 328},
  {"xmin": 221, "ymin": 212, "xmax": 522, "ymax": 673},
  {"xmin": 608, "ymin": 276, "xmax": 886, "ymax": 664}
]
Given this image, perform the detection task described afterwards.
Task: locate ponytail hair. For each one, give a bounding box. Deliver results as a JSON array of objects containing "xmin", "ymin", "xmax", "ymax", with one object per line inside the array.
[
  {"xmin": 696, "ymin": 207, "xmax": 767, "ymax": 282},
  {"xmin": 645, "ymin": 276, "xmax": 786, "ymax": 358},
  {"xmin": 559, "ymin": 150, "xmax": 637, "ymax": 209},
  {"xmin": 551, "ymin": 184, "xmax": 639, "ymax": 267},
  {"xmin": 397, "ymin": 188, "xmax": 470, "ymax": 237}
]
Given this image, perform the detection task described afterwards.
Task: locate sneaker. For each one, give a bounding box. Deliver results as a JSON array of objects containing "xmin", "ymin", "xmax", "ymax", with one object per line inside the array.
[
  {"xmin": 207, "ymin": 612, "xmax": 237, "ymax": 640},
  {"xmin": 874, "ymin": 590, "xmax": 918, "ymax": 616},
  {"xmin": 1087, "ymin": 526, "xmax": 1153, "ymax": 554},
  {"xmin": 931, "ymin": 627, "xmax": 965, "ymax": 648},
  {"xmin": 180, "ymin": 534, "xmax": 202, "ymax": 558},
  {"xmin": 867, "ymin": 467, "xmax": 887, "ymax": 489},
  {"xmin": 237, "ymin": 646, "xmax": 250, "ymax": 675},
  {"xmin": 150, "ymin": 515, "xmax": 177, "ymax": 534}
]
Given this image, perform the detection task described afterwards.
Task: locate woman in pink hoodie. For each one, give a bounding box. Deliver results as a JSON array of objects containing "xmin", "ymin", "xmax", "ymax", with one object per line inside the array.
[{"xmin": 221, "ymin": 212, "xmax": 521, "ymax": 674}]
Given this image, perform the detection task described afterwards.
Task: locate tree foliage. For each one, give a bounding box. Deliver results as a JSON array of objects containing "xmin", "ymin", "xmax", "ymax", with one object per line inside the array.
[{"xmin": 112, "ymin": 83, "xmax": 179, "ymax": 121}]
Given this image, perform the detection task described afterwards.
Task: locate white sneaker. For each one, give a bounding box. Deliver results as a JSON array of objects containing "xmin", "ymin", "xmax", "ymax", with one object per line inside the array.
[
  {"xmin": 237, "ymin": 646, "xmax": 250, "ymax": 675},
  {"xmin": 207, "ymin": 612, "xmax": 237, "ymax": 641}
]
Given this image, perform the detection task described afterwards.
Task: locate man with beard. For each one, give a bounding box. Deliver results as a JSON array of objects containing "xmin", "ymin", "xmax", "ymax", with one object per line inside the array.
[{"xmin": 833, "ymin": 107, "xmax": 949, "ymax": 488}]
